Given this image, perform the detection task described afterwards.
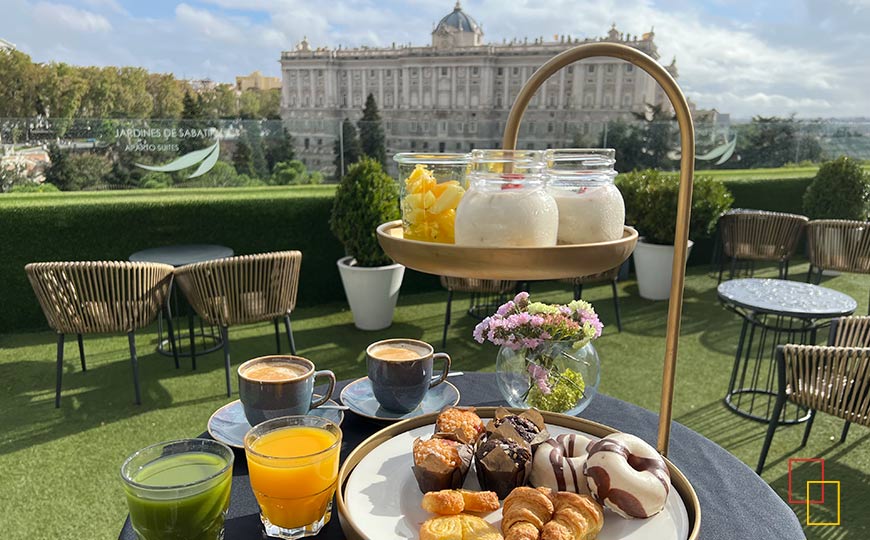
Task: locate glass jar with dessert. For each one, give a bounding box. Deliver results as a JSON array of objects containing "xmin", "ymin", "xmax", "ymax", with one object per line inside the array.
[
  {"xmin": 454, "ymin": 150, "xmax": 558, "ymax": 247},
  {"xmin": 394, "ymin": 153, "xmax": 470, "ymax": 244},
  {"xmin": 544, "ymin": 148, "xmax": 625, "ymax": 245}
]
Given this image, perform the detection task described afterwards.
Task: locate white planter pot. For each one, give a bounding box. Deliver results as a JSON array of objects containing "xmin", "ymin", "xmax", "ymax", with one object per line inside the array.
[
  {"xmin": 337, "ymin": 256, "xmax": 405, "ymax": 330},
  {"xmin": 633, "ymin": 238, "xmax": 694, "ymax": 301}
]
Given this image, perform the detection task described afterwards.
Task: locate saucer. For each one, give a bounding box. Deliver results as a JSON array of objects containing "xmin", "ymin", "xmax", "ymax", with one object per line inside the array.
[
  {"xmin": 207, "ymin": 398, "xmax": 344, "ymax": 449},
  {"xmin": 340, "ymin": 377, "xmax": 460, "ymax": 422}
]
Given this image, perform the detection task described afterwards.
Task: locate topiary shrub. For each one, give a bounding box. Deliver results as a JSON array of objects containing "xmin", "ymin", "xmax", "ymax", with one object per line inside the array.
[
  {"xmin": 616, "ymin": 169, "xmax": 733, "ymax": 245},
  {"xmin": 329, "ymin": 157, "xmax": 400, "ymax": 267},
  {"xmin": 803, "ymin": 156, "xmax": 870, "ymax": 220}
]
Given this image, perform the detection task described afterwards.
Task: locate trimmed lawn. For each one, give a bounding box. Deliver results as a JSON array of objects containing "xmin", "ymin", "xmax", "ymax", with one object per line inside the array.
[{"xmin": 1, "ymin": 262, "xmax": 868, "ymax": 539}]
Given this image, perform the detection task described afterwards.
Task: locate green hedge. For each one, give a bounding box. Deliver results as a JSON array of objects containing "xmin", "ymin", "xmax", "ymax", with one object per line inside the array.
[
  {"xmin": 1, "ymin": 186, "xmax": 439, "ymax": 332},
  {"xmin": 0, "ymin": 176, "xmax": 817, "ymax": 332}
]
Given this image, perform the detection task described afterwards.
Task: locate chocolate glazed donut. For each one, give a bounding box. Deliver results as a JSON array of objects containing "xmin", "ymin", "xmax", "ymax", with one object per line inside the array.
[{"xmin": 583, "ymin": 433, "xmax": 670, "ymax": 519}]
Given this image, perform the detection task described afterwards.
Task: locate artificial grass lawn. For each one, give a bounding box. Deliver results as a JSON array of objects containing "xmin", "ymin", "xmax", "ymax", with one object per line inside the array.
[{"xmin": 2, "ymin": 263, "xmax": 868, "ymax": 540}]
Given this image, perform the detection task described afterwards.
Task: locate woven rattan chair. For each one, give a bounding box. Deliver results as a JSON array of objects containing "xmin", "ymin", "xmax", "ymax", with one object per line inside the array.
[
  {"xmin": 560, "ymin": 265, "xmax": 623, "ymax": 332},
  {"xmin": 717, "ymin": 209, "xmax": 808, "ymax": 283},
  {"xmin": 174, "ymin": 251, "xmax": 302, "ymax": 396},
  {"xmin": 756, "ymin": 317, "xmax": 870, "ymax": 473},
  {"xmin": 439, "ymin": 277, "xmax": 518, "ymax": 348},
  {"xmin": 25, "ymin": 261, "xmax": 175, "ymax": 407},
  {"xmin": 806, "ymin": 220, "xmax": 870, "ymax": 311}
]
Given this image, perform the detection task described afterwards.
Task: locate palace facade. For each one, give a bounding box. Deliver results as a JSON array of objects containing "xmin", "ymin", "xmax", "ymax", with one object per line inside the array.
[{"xmin": 280, "ymin": 2, "xmax": 677, "ymax": 173}]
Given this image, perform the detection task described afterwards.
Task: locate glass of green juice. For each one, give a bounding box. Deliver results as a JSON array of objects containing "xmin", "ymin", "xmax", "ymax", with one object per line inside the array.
[{"xmin": 120, "ymin": 438, "xmax": 234, "ymax": 540}]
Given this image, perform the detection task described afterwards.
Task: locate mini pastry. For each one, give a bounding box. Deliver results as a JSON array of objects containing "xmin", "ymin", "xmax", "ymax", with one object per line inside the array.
[
  {"xmin": 529, "ymin": 434, "xmax": 595, "ymax": 494},
  {"xmin": 502, "ymin": 487, "xmax": 603, "ymax": 540},
  {"xmin": 584, "ymin": 432, "xmax": 671, "ymax": 519},
  {"xmin": 474, "ymin": 436, "xmax": 533, "ymax": 499},
  {"xmin": 487, "ymin": 408, "xmax": 549, "ymax": 447},
  {"xmin": 413, "ymin": 437, "xmax": 474, "ymax": 494},
  {"xmin": 420, "ymin": 514, "xmax": 503, "ymax": 540},
  {"xmin": 501, "ymin": 487, "xmax": 554, "ymax": 540},
  {"xmin": 437, "ymin": 407, "xmax": 486, "ymax": 444},
  {"xmin": 541, "ymin": 491, "xmax": 603, "ymax": 540},
  {"xmin": 422, "ymin": 489, "xmax": 501, "ymax": 515}
]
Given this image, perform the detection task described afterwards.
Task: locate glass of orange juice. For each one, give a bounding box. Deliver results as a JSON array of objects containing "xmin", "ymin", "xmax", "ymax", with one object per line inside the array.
[{"xmin": 244, "ymin": 415, "xmax": 342, "ymax": 539}]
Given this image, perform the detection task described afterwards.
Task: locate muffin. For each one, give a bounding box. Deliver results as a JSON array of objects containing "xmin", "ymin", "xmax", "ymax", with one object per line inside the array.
[
  {"xmin": 412, "ymin": 437, "xmax": 473, "ymax": 493},
  {"xmin": 436, "ymin": 407, "xmax": 485, "ymax": 444},
  {"xmin": 474, "ymin": 435, "xmax": 533, "ymax": 499}
]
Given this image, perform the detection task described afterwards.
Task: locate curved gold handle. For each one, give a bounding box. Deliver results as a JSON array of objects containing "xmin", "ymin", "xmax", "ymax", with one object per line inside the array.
[{"xmin": 502, "ymin": 42, "xmax": 695, "ymax": 456}]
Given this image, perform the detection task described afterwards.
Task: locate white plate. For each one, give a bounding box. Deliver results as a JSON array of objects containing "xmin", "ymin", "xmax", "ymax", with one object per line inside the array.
[{"xmin": 344, "ymin": 423, "xmax": 690, "ymax": 540}]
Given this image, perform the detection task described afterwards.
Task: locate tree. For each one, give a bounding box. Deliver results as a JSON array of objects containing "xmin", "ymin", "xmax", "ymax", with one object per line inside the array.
[
  {"xmin": 271, "ymin": 159, "xmax": 322, "ymax": 185},
  {"xmin": 358, "ymin": 94, "xmax": 386, "ymax": 166},
  {"xmin": 233, "ymin": 140, "xmax": 255, "ymax": 177},
  {"xmin": 333, "ymin": 117, "xmax": 361, "ymax": 179},
  {"xmin": 265, "ymin": 127, "xmax": 296, "ymax": 173},
  {"xmin": 147, "ymin": 73, "xmax": 184, "ymax": 118},
  {"xmin": 178, "ymin": 91, "xmax": 210, "ymax": 154},
  {"xmin": 239, "ymin": 90, "xmax": 262, "ymax": 119},
  {"xmin": 600, "ymin": 120, "xmax": 645, "ymax": 172},
  {"xmin": 44, "ymin": 144, "xmax": 73, "ymax": 190}
]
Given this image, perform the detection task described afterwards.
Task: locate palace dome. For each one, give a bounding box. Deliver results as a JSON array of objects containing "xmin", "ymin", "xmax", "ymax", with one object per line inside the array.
[{"xmin": 435, "ymin": 1, "xmax": 480, "ymax": 33}]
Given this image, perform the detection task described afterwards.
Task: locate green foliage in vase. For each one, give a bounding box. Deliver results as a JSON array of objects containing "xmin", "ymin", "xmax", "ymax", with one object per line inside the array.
[
  {"xmin": 329, "ymin": 157, "xmax": 400, "ymax": 267},
  {"xmin": 526, "ymin": 368, "xmax": 585, "ymax": 413},
  {"xmin": 616, "ymin": 169, "xmax": 733, "ymax": 245},
  {"xmin": 803, "ymin": 156, "xmax": 870, "ymax": 220}
]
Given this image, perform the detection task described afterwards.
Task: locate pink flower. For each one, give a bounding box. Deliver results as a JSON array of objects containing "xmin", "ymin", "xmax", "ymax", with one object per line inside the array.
[{"xmin": 528, "ymin": 363, "xmax": 551, "ymax": 395}]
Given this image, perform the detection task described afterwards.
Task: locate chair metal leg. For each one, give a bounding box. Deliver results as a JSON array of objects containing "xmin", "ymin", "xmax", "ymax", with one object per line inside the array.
[
  {"xmin": 128, "ymin": 332, "xmax": 141, "ymax": 405},
  {"xmin": 188, "ymin": 313, "xmax": 197, "ymax": 370},
  {"xmin": 611, "ymin": 280, "xmax": 623, "ymax": 333},
  {"xmin": 756, "ymin": 392, "xmax": 786, "ymax": 474},
  {"xmin": 801, "ymin": 410, "xmax": 816, "ymax": 447},
  {"xmin": 806, "ymin": 265, "xmax": 814, "ymax": 283},
  {"xmin": 220, "ymin": 326, "xmax": 231, "ymax": 397},
  {"xmin": 573, "ymin": 283, "xmax": 581, "ymax": 301},
  {"xmin": 840, "ymin": 421, "xmax": 851, "ymax": 443},
  {"xmin": 55, "ymin": 333, "xmax": 65, "ymax": 408},
  {"xmin": 164, "ymin": 303, "xmax": 179, "ymax": 369},
  {"xmin": 76, "ymin": 333, "xmax": 86, "ymax": 372},
  {"xmin": 283, "ymin": 315, "xmax": 297, "ymax": 356},
  {"xmin": 442, "ymin": 290, "xmax": 453, "ymax": 349},
  {"xmin": 274, "ymin": 318, "xmax": 281, "ymax": 354},
  {"xmin": 717, "ymin": 258, "xmax": 725, "ymax": 284},
  {"xmin": 729, "ymin": 257, "xmax": 738, "ymax": 280}
]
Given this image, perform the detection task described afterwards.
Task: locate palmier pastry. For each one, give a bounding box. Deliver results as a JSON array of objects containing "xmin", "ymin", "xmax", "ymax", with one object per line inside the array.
[
  {"xmin": 437, "ymin": 407, "xmax": 485, "ymax": 444},
  {"xmin": 420, "ymin": 514, "xmax": 503, "ymax": 540},
  {"xmin": 584, "ymin": 432, "xmax": 670, "ymax": 519},
  {"xmin": 413, "ymin": 437, "xmax": 473, "ymax": 493},
  {"xmin": 529, "ymin": 434, "xmax": 594, "ymax": 495},
  {"xmin": 422, "ymin": 489, "xmax": 500, "ymax": 515}
]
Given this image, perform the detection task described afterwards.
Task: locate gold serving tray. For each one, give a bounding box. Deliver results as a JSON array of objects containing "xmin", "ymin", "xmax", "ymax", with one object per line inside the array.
[
  {"xmin": 336, "ymin": 407, "xmax": 700, "ymax": 540},
  {"xmin": 377, "ymin": 221, "xmax": 638, "ymax": 280}
]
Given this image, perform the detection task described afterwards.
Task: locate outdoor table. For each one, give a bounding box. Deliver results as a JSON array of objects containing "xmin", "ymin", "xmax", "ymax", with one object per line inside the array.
[
  {"xmin": 119, "ymin": 372, "xmax": 803, "ymax": 540},
  {"xmin": 718, "ymin": 278, "xmax": 857, "ymax": 424},
  {"xmin": 129, "ymin": 244, "xmax": 234, "ymax": 363}
]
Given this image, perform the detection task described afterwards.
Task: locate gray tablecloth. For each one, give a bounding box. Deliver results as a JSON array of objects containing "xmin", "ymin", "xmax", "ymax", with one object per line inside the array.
[{"xmin": 119, "ymin": 372, "xmax": 804, "ymax": 540}]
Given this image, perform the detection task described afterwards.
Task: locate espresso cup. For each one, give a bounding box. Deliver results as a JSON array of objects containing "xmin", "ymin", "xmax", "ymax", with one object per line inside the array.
[
  {"xmin": 237, "ymin": 356, "xmax": 336, "ymax": 427},
  {"xmin": 366, "ymin": 339, "xmax": 451, "ymax": 413}
]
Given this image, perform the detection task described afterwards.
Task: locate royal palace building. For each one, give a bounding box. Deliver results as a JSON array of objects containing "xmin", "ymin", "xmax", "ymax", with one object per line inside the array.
[{"xmin": 280, "ymin": 2, "xmax": 677, "ymax": 174}]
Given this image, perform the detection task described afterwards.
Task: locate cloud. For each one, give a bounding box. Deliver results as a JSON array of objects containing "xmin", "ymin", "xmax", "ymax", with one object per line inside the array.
[
  {"xmin": 175, "ymin": 3, "xmax": 245, "ymax": 44},
  {"xmin": 32, "ymin": 2, "xmax": 112, "ymax": 33},
  {"xmin": 82, "ymin": 0, "xmax": 127, "ymax": 15}
]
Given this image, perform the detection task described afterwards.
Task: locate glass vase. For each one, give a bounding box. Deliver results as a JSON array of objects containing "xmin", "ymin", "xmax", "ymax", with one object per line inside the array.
[{"xmin": 495, "ymin": 340, "xmax": 600, "ymax": 416}]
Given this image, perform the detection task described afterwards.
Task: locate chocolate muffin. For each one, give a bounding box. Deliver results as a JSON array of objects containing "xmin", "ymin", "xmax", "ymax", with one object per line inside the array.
[{"xmin": 474, "ymin": 435, "xmax": 533, "ymax": 499}]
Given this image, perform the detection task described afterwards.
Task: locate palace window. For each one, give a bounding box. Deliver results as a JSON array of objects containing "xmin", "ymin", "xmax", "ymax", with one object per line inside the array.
[
  {"xmin": 587, "ymin": 65, "xmax": 595, "ymax": 73},
  {"xmin": 469, "ymin": 121, "xmax": 477, "ymax": 133},
  {"xmin": 370, "ymin": 70, "xmax": 376, "ymax": 77},
  {"xmin": 607, "ymin": 64, "xmax": 614, "ymax": 73},
  {"xmin": 472, "ymin": 67, "xmax": 479, "ymax": 75},
  {"xmin": 304, "ymin": 138, "xmax": 310, "ymax": 149},
  {"xmin": 441, "ymin": 67, "xmax": 448, "ymax": 76},
  {"xmin": 547, "ymin": 122, "xmax": 554, "ymax": 133},
  {"xmin": 497, "ymin": 67, "xmax": 503, "ymax": 76},
  {"xmin": 513, "ymin": 67, "xmax": 519, "ymax": 75},
  {"xmin": 625, "ymin": 64, "xmax": 634, "ymax": 73}
]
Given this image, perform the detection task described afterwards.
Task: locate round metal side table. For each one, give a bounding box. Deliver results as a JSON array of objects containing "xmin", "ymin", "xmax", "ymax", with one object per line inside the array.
[
  {"xmin": 718, "ymin": 278, "xmax": 857, "ymax": 424},
  {"xmin": 130, "ymin": 244, "xmax": 233, "ymax": 366}
]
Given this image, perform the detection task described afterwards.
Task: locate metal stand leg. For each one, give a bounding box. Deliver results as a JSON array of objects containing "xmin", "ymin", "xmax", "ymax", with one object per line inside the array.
[
  {"xmin": 77, "ymin": 333, "xmax": 86, "ymax": 372},
  {"xmin": 164, "ymin": 303, "xmax": 179, "ymax": 369},
  {"xmin": 806, "ymin": 265, "xmax": 814, "ymax": 283},
  {"xmin": 611, "ymin": 280, "xmax": 622, "ymax": 333},
  {"xmin": 442, "ymin": 290, "xmax": 453, "ymax": 349},
  {"xmin": 55, "ymin": 334, "xmax": 65, "ymax": 408},
  {"xmin": 274, "ymin": 318, "xmax": 281, "ymax": 354},
  {"xmin": 128, "ymin": 332, "xmax": 141, "ymax": 405},
  {"xmin": 220, "ymin": 326, "xmax": 231, "ymax": 397},
  {"xmin": 727, "ymin": 319, "xmax": 749, "ymax": 396},
  {"xmin": 757, "ymin": 393, "xmax": 785, "ymax": 474},
  {"xmin": 841, "ymin": 421, "xmax": 851, "ymax": 443},
  {"xmin": 729, "ymin": 257, "xmax": 738, "ymax": 280},
  {"xmin": 189, "ymin": 313, "xmax": 197, "ymax": 370},
  {"xmin": 801, "ymin": 410, "xmax": 816, "ymax": 447},
  {"xmin": 283, "ymin": 315, "xmax": 297, "ymax": 356}
]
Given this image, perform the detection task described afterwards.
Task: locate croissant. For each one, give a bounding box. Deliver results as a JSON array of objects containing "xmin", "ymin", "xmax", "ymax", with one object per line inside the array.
[
  {"xmin": 502, "ymin": 487, "xmax": 554, "ymax": 540},
  {"xmin": 541, "ymin": 492, "xmax": 603, "ymax": 540}
]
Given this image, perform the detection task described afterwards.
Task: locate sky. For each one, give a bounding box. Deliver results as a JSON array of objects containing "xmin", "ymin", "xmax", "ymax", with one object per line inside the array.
[{"xmin": 3, "ymin": 0, "xmax": 870, "ymax": 118}]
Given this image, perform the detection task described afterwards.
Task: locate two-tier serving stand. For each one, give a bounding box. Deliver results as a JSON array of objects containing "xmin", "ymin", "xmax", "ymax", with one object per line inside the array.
[{"xmin": 338, "ymin": 42, "xmax": 701, "ymax": 540}]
